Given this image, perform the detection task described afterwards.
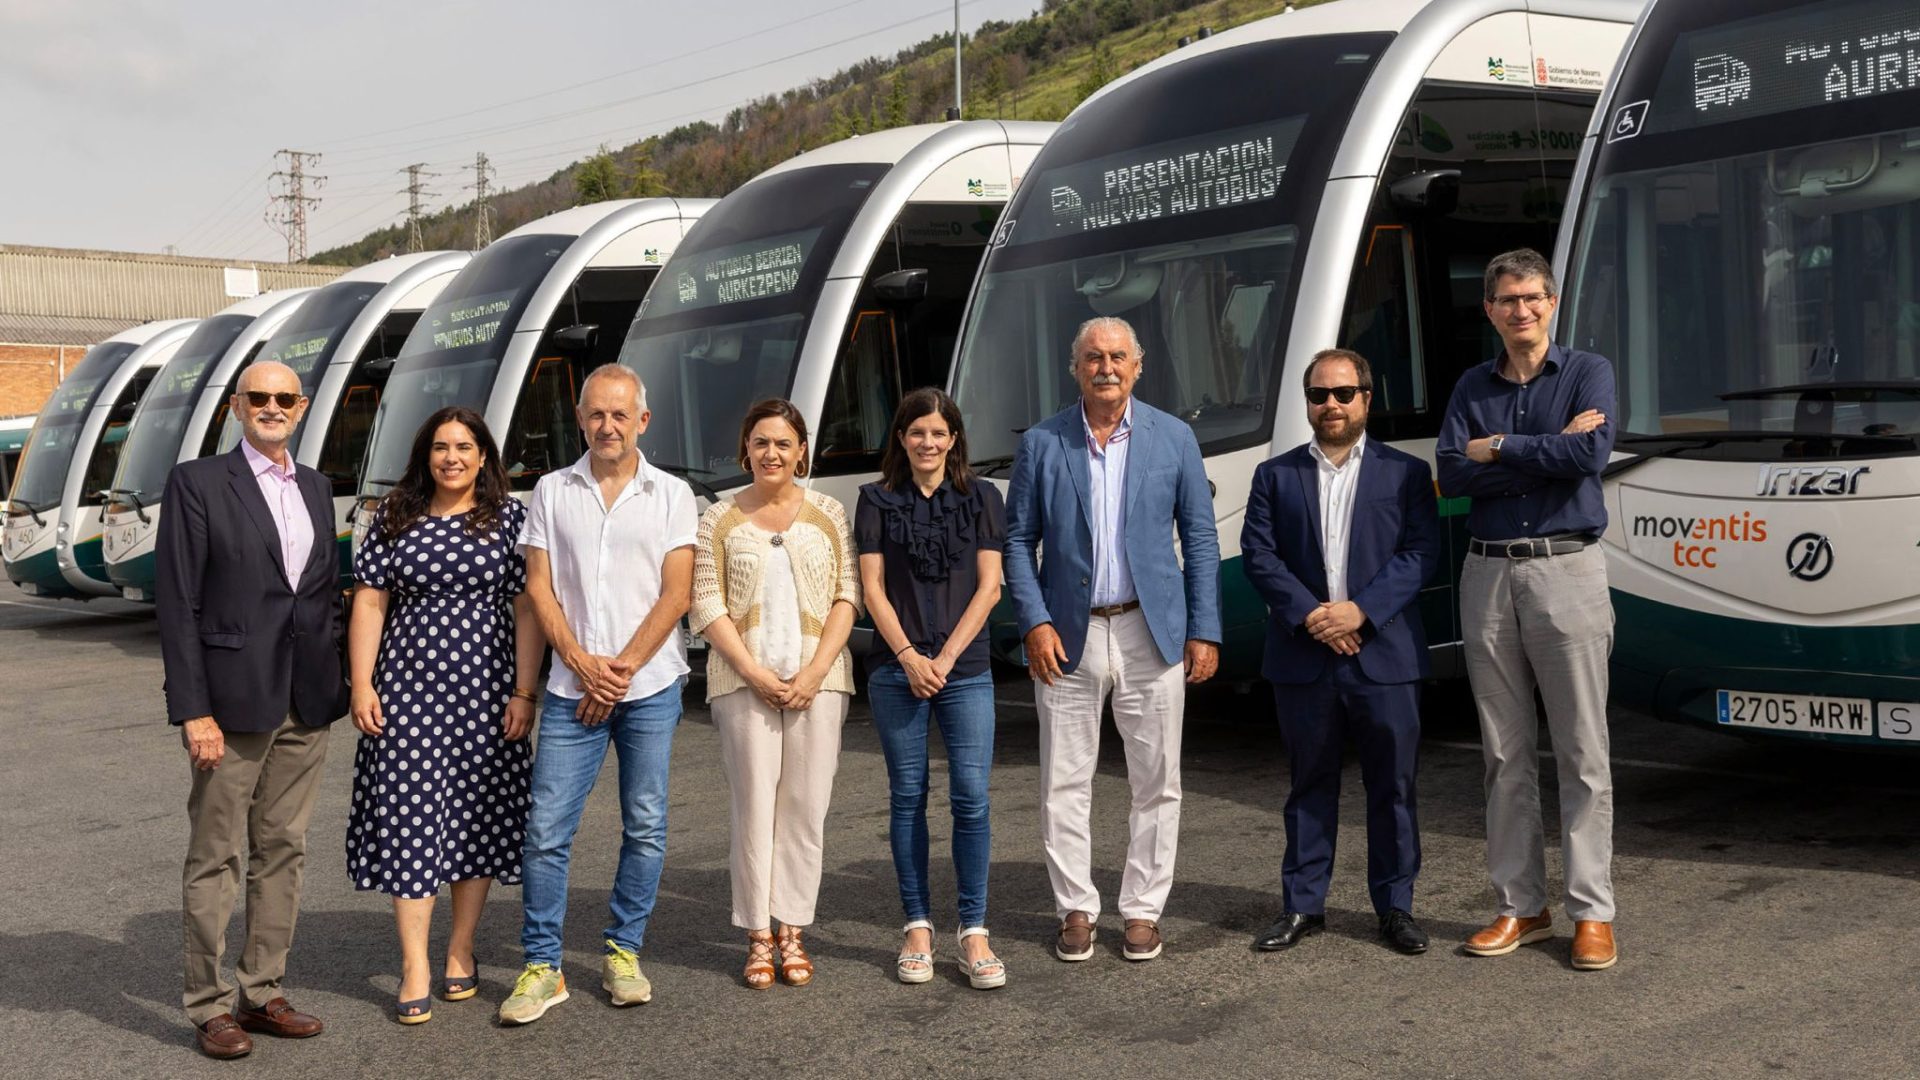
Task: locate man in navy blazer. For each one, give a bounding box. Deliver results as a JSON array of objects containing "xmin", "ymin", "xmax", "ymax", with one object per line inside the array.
[
  {"xmin": 157, "ymin": 360, "xmax": 347, "ymax": 1059},
  {"xmin": 1005, "ymin": 316, "xmax": 1220, "ymax": 964},
  {"xmin": 1240, "ymin": 348, "xmax": 1440, "ymax": 956}
]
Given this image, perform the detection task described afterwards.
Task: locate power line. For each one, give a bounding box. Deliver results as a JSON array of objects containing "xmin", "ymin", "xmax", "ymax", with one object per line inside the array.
[
  {"xmin": 466, "ymin": 153, "xmax": 496, "ymax": 249},
  {"xmin": 266, "ymin": 150, "xmax": 326, "ymax": 262},
  {"xmin": 399, "ymin": 163, "xmax": 438, "ymax": 253}
]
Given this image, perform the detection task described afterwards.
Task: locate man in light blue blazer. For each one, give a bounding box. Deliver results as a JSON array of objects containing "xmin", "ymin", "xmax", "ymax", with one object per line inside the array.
[{"xmin": 1004, "ymin": 316, "xmax": 1221, "ymax": 964}]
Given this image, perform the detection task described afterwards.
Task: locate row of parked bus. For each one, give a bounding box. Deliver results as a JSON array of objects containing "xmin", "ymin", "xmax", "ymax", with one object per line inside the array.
[{"xmin": 7, "ymin": 0, "xmax": 1917, "ymax": 749}]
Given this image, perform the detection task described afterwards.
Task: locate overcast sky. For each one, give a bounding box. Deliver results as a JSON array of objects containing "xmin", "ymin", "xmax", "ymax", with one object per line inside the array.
[{"xmin": 0, "ymin": 0, "xmax": 1039, "ymax": 261}]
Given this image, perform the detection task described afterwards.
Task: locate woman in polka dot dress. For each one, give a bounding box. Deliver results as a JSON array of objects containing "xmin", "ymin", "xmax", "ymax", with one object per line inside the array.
[{"xmin": 345, "ymin": 405, "xmax": 546, "ymax": 1025}]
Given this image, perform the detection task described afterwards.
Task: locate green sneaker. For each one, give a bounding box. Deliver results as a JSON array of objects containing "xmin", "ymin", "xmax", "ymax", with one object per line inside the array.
[
  {"xmin": 498, "ymin": 963, "xmax": 568, "ymax": 1025},
  {"xmin": 603, "ymin": 940, "xmax": 652, "ymax": 1006}
]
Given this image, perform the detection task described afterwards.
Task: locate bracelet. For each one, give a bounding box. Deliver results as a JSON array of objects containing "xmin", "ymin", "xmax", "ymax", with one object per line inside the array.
[
  {"xmin": 894, "ymin": 643, "xmax": 917, "ymax": 657},
  {"xmin": 510, "ymin": 688, "xmax": 538, "ymax": 703}
]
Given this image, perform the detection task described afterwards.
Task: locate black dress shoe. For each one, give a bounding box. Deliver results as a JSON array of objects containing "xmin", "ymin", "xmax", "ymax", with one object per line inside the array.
[
  {"xmin": 1253, "ymin": 912, "xmax": 1325, "ymax": 951},
  {"xmin": 1379, "ymin": 910, "xmax": 1429, "ymax": 955}
]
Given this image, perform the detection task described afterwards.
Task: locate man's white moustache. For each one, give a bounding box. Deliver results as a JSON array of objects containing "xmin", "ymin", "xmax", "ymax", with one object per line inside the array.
[{"xmin": 1092, "ymin": 375, "xmax": 1122, "ymax": 385}]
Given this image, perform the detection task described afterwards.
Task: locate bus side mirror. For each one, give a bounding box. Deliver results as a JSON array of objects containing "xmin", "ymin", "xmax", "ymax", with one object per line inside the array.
[
  {"xmin": 360, "ymin": 356, "xmax": 396, "ymax": 374},
  {"xmin": 873, "ymin": 269, "xmax": 929, "ymax": 306},
  {"xmin": 1388, "ymin": 169, "xmax": 1461, "ymax": 217},
  {"xmin": 552, "ymin": 324, "xmax": 599, "ymax": 356}
]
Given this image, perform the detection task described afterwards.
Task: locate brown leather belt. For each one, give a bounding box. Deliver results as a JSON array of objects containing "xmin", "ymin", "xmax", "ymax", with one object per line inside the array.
[{"xmin": 1090, "ymin": 599, "xmax": 1141, "ymax": 618}]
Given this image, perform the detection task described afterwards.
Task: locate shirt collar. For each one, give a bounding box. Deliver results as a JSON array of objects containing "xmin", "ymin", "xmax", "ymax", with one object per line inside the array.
[
  {"xmin": 565, "ymin": 449, "xmax": 654, "ymax": 494},
  {"xmin": 1490, "ymin": 343, "xmax": 1565, "ymax": 384},
  {"xmin": 241, "ymin": 439, "xmax": 296, "ymax": 482},
  {"xmin": 1309, "ymin": 433, "xmax": 1366, "ymax": 469},
  {"xmin": 1081, "ymin": 396, "xmax": 1135, "ymax": 446}
]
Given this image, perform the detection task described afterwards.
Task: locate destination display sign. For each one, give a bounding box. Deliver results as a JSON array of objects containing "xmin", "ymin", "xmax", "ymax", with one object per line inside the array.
[
  {"xmin": 659, "ymin": 228, "xmax": 819, "ymax": 315},
  {"xmin": 1639, "ymin": 0, "xmax": 1920, "ymax": 135},
  {"xmin": 425, "ymin": 288, "xmax": 516, "ymax": 352},
  {"xmin": 1009, "ymin": 117, "xmax": 1305, "ymax": 245},
  {"xmin": 262, "ymin": 332, "xmax": 331, "ymax": 385},
  {"xmin": 153, "ymin": 357, "xmax": 213, "ymax": 402}
]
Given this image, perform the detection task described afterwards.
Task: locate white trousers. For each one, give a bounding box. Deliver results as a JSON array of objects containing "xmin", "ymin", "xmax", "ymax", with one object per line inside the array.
[
  {"xmin": 1035, "ymin": 607, "xmax": 1185, "ymax": 923},
  {"xmin": 711, "ymin": 688, "xmax": 849, "ymax": 930}
]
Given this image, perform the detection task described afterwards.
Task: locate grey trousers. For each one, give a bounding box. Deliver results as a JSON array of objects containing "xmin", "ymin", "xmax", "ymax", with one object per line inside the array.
[
  {"xmin": 1460, "ymin": 543, "xmax": 1616, "ymax": 922},
  {"xmin": 182, "ymin": 716, "xmax": 330, "ymax": 1025}
]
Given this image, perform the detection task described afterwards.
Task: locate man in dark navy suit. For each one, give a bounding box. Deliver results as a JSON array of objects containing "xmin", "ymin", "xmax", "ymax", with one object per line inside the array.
[
  {"xmin": 157, "ymin": 360, "xmax": 348, "ymax": 1059},
  {"xmin": 1239, "ymin": 348, "xmax": 1441, "ymax": 955}
]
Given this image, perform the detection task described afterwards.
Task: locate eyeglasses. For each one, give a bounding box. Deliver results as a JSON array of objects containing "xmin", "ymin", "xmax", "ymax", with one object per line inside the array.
[
  {"xmin": 1305, "ymin": 385, "xmax": 1368, "ymax": 405},
  {"xmin": 1488, "ymin": 292, "xmax": 1554, "ymax": 311},
  {"xmin": 243, "ymin": 391, "xmax": 302, "ymax": 409}
]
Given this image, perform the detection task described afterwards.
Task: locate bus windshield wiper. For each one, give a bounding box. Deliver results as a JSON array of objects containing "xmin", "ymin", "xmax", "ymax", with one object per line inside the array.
[
  {"xmin": 7, "ymin": 497, "xmax": 53, "ymax": 525},
  {"xmin": 100, "ymin": 487, "xmax": 152, "ymax": 523},
  {"xmin": 969, "ymin": 455, "xmax": 1017, "ymax": 478},
  {"xmin": 649, "ymin": 461, "xmax": 722, "ymax": 502},
  {"xmin": 1719, "ymin": 380, "xmax": 1920, "ymax": 402},
  {"xmin": 1606, "ymin": 430, "xmax": 1917, "ymax": 480}
]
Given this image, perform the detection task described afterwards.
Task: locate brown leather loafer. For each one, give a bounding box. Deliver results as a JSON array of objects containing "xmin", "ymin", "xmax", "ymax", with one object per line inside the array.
[
  {"xmin": 1055, "ymin": 911, "xmax": 1096, "ymax": 962},
  {"xmin": 1122, "ymin": 920, "xmax": 1163, "ymax": 962},
  {"xmin": 196, "ymin": 1015, "xmax": 253, "ymax": 1060},
  {"xmin": 236, "ymin": 997, "xmax": 324, "ymax": 1038},
  {"xmin": 1462, "ymin": 911, "xmax": 1553, "ymax": 957},
  {"xmin": 1571, "ymin": 920, "xmax": 1618, "ymax": 971}
]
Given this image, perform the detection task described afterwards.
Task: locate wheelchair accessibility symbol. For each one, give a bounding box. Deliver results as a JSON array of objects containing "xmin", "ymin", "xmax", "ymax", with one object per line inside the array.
[{"xmin": 1606, "ymin": 100, "xmax": 1650, "ymax": 144}]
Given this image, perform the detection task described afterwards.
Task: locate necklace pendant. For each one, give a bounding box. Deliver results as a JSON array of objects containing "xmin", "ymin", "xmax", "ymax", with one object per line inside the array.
[{"xmin": 769, "ymin": 533, "xmax": 784, "ymax": 547}]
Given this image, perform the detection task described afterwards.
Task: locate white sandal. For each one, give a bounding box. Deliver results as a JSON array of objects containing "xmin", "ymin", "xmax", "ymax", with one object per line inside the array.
[
  {"xmin": 956, "ymin": 926, "xmax": 1006, "ymax": 990},
  {"xmin": 896, "ymin": 920, "xmax": 935, "ymax": 984}
]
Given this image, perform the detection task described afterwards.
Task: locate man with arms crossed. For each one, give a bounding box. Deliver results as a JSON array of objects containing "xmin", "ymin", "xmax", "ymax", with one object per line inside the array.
[
  {"xmin": 158, "ymin": 361, "xmax": 347, "ymax": 1059},
  {"xmin": 499, "ymin": 364, "xmax": 698, "ymax": 1023},
  {"xmin": 1437, "ymin": 248, "xmax": 1620, "ymax": 971},
  {"xmin": 1242, "ymin": 349, "xmax": 1440, "ymax": 956},
  {"xmin": 1004, "ymin": 316, "xmax": 1220, "ymax": 964}
]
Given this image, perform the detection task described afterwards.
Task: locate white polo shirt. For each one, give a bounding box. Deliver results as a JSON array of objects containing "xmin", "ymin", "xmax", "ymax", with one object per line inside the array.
[{"xmin": 519, "ymin": 450, "xmax": 699, "ymax": 701}]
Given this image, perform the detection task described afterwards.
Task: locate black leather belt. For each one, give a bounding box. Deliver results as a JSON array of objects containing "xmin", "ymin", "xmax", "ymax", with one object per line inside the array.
[
  {"xmin": 1467, "ymin": 534, "xmax": 1598, "ymax": 559},
  {"xmin": 1090, "ymin": 599, "xmax": 1141, "ymax": 617}
]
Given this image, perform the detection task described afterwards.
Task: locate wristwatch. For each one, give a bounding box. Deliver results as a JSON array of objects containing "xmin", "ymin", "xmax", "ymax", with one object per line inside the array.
[{"xmin": 1488, "ymin": 434, "xmax": 1506, "ymax": 460}]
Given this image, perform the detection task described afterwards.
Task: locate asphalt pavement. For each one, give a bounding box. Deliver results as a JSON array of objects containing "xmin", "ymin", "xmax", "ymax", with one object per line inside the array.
[{"xmin": 1, "ymin": 582, "xmax": 1916, "ymax": 1080}]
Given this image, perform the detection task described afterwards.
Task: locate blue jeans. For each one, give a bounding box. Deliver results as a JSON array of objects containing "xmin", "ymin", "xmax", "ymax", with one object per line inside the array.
[
  {"xmin": 520, "ymin": 681, "xmax": 682, "ymax": 965},
  {"xmin": 865, "ymin": 665, "xmax": 995, "ymax": 927}
]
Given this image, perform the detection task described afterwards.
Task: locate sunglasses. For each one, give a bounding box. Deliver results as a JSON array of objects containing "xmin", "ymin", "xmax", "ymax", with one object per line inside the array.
[
  {"xmin": 1305, "ymin": 385, "xmax": 1368, "ymax": 405},
  {"xmin": 243, "ymin": 391, "xmax": 302, "ymax": 409}
]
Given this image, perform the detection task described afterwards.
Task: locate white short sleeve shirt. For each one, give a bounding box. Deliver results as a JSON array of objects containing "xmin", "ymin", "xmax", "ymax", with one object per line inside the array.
[{"xmin": 519, "ymin": 450, "xmax": 699, "ymax": 701}]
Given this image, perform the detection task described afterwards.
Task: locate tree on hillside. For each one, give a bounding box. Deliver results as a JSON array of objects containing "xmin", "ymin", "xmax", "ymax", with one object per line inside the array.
[
  {"xmin": 575, "ymin": 145, "xmax": 621, "ymax": 204},
  {"xmin": 1073, "ymin": 42, "xmax": 1118, "ymax": 106},
  {"xmin": 969, "ymin": 54, "xmax": 1008, "ymax": 119},
  {"xmin": 886, "ymin": 74, "xmax": 910, "ymax": 128},
  {"xmin": 625, "ymin": 141, "xmax": 667, "ymax": 198}
]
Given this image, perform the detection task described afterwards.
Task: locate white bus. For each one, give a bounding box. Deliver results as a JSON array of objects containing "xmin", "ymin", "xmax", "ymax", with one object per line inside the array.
[
  {"xmin": 99, "ymin": 289, "xmax": 314, "ymax": 601},
  {"xmin": 947, "ymin": 0, "xmax": 1640, "ymax": 676},
  {"xmin": 618, "ymin": 121, "xmax": 1055, "ymax": 514},
  {"xmin": 107, "ymin": 251, "xmax": 472, "ymax": 590},
  {"xmin": 1555, "ymin": 0, "xmax": 1920, "ymax": 745},
  {"xmin": 1, "ymin": 414, "xmax": 37, "ymax": 513},
  {"xmin": 353, "ymin": 198, "xmax": 713, "ymax": 537},
  {"xmin": 2, "ymin": 319, "xmax": 197, "ymax": 598}
]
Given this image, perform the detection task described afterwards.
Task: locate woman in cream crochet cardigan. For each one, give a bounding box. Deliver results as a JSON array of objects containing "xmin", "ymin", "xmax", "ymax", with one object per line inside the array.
[{"xmin": 689, "ymin": 399, "xmax": 860, "ymax": 990}]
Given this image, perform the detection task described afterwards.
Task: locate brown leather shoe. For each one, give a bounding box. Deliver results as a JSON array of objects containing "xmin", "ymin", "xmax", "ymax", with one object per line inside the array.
[
  {"xmin": 1055, "ymin": 911, "xmax": 1096, "ymax": 962},
  {"xmin": 196, "ymin": 1015, "xmax": 253, "ymax": 1060},
  {"xmin": 1462, "ymin": 911, "xmax": 1553, "ymax": 957},
  {"xmin": 1571, "ymin": 920, "xmax": 1618, "ymax": 970},
  {"xmin": 1122, "ymin": 919, "xmax": 1163, "ymax": 962},
  {"xmin": 236, "ymin": 997, "xmax": 324, "ymax": 1038}
]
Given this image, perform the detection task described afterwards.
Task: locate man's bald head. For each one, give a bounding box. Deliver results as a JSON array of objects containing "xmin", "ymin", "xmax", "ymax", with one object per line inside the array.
[
  {"xmin": 237, "ymin": 361, "xmax": 301, "ymax": 395},
  {"xmin": 231, "ymin": 360, "xmax": 309, "ymax": 460}
]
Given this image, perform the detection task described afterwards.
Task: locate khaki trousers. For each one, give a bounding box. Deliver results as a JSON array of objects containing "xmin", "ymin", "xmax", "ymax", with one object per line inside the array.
[
  {"xmin": 1034, "ymin": 607, "xmax": 1186, "ymax": 923},
  {"xmin": 711, "ymin": 688, "xmax": 848, "ymax": 930},
  {"xmin": 1460, "ymin": 543, "xmax": 1616, "ymax": 922},
  {"xmin": 182, "ymin": 716, "xmax": 330, "ymax": 1025}
]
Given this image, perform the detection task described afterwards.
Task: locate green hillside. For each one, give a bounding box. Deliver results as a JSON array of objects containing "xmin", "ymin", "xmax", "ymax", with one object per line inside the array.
[{"xmin": 311, "ymin": 0, "xmax": 1325, "ymax": 266}]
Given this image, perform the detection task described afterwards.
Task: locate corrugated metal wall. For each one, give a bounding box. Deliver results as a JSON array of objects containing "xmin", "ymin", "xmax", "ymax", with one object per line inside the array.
[{"xmin": 0, "ymin": 246, "xmax": 345, "ymax": 338}]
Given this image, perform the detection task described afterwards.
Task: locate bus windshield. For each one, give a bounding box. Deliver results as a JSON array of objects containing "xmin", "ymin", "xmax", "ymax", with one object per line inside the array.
[
  {"xmin": 620, "ymin": 162, "xmax": 889, "ymax": 486},
  {"xmin": 948, "ymin": 33, "xmax": 1387, "ymax": 464},
  {"xmin": 216, "ymin": 279, "xmax": 381, "ymax": 453},
  {"xmin": 358, "ymin": 234, "xmax": 566, "ymax": 493},
  {"xmin": 8, "ymin": 341, "xmax": 138, "ymax": 511},
  {"xmin": 1563, "ymin": 0, "xmax": 1920, "ymax": 455},
  {"xmin": 112, "ymin": 315, "xmax": 250, "ymax": 501}
]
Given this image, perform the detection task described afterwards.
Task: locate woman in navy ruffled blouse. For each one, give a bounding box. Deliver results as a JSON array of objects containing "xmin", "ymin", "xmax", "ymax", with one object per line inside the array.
[{"xmin": 854, "ymin": 387, "xmax": 1008, "ymax": 990}]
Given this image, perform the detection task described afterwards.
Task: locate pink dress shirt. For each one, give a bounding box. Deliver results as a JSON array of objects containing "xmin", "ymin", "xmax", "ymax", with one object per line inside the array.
[{"xmin": 241, "ymin": 439, "xmax": 315, "ymax": 583}]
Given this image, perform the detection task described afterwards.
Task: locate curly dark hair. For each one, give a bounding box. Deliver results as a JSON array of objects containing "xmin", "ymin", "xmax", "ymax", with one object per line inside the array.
[
  {"xmin": 878, "ymin": 387, "xmax": 974, "ymax": 494},
  {"xmin": 379, "ymin": 405, "xmax": 512, "ymax": 540}
]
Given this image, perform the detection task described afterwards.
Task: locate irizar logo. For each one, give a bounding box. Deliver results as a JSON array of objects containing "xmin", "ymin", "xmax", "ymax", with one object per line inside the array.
[
  {"xmin": 1756, "ymin": 463, "xmax": 1868, "ymax": 496},
  {"xmin": 1786, "ymin": 533, "xmax": 1834, "ymax": 582}
]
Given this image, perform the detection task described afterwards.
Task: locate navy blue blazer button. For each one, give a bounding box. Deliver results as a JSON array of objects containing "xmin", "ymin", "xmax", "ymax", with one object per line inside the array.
[{"xmin": 1080, "ymin": 576, "xmax": 1089, "ymax": 585}]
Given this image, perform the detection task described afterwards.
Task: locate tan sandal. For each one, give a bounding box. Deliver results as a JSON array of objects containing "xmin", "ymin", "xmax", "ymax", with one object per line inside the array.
[
  {"xmin": 777, "ymin": 928, "xmax": 814, "ymax": 987},
  {"xmin": 743, "ymin": 931, "xmax": 776, "ymax": 990}
]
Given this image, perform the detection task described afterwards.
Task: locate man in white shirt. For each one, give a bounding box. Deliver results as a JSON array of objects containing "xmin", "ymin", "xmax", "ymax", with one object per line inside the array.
[
  {"xmin": 1238, "ymin": 349, "xmax": 1441, "ymax": 956},
  {"xmin": 499, "ymin": 364, "xmax": 698, "ymax": 1025}
]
